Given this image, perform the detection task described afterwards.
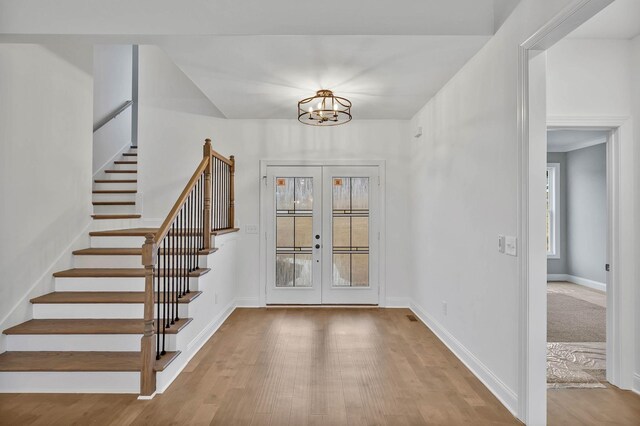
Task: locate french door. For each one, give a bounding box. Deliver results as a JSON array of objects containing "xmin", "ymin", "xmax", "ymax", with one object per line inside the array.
[{"xmin": 265, "ymin": 165, "xmax": 379, "ymax": 305}]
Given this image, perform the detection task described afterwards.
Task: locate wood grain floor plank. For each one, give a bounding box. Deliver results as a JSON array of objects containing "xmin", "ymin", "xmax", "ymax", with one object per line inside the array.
[{"xmin": 1, "ymin": 308, "xmax": 639, "ymax": 425}]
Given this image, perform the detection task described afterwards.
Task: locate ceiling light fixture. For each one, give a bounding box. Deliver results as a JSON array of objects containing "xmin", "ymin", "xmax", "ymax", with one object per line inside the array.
[{"xmin": 298, "ymin": 90, "xmax": 352, "ymax": 126}]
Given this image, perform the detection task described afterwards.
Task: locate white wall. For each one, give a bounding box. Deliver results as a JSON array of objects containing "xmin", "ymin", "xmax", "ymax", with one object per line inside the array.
[
  {"xmin": 547, "ymin": 39, "xmax": 632, "ymax": 117},
  {"xmin": 212, "ymin": 119, "xmax": 412, "ymax": 306},
  {"xmin": 406, "ymin": 0, "xmax": 578, "ymax": 416},
  {"xmin": 93, "ymin": 44, "xmax": 132, "ymax": 174},
  {"xmin": 547, "ymin": 37, "xmax": 637, "ymax": 390},
  {"xmin": 138, "ymin": 45, "xmax": 413, "ymax": 307},
  {"xmin": 137, "ymin": 45, "xmax": 225, "ymax": 223},
  {"xmin": 0, "ymin": 43, "xmax": 93, "ymax": 351}
]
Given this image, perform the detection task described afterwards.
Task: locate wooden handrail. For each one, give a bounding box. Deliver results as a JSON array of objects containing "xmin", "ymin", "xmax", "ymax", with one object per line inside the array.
[
  {"xmin": 154, "ymin": 156, "xmax": 210, "ymax": 245},
  {"xmin": 140, "ymin": 137, "xmax": 234, "ymax": 398},
  {"xmin": 211, "ymin": 148, "xmax": 233, "ymax": 166}
]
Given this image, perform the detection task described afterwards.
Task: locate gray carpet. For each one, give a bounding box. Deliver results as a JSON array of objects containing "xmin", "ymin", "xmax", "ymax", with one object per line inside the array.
[{"xmin": 547, "ymin": 293, "xmax": 606, "ymax": 342}]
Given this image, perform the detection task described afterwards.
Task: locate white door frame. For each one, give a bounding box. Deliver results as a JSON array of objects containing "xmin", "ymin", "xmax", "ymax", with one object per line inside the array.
[
  {"xmin": 259, "ymin": 159, "xmax": 387, "ymax": 307},
  {"xmin": 516, "ymin": 0, "xmax": 631, "ymax": 424},
  {"xmin": 546, "ymin": 120, "xmax": 626, "ymax": 388}
]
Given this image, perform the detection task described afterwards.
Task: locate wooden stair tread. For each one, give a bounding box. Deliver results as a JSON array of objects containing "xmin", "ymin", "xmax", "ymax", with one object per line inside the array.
[
  {"xmin": 53, "ymin": 267, "xmax": 210, "ymax": 278},
  {"xmin": 73, "ymin": 247, "xmax": 218, "ymax": 256},
  {"xmin": 123, "ymin": 153, "xmax": 137, "ymax": 157},
  {"xmin": 212, "ymin": 227, "xmax": 240, "ymax": 236},
  {"xmin": 114, "ymin": 161, "xmax": 137, "ymax": 164},
  {"xmin": 4, "ymin": 318, "xmax": 192, "ymax": 335},
  {"xmin": 105, "ymin": 170, "xmax": 137, "ymax": 173},
  {"xmin": 92, "ymin": 214, "xmax": 141, "ymax": 220},
  {"xmin": 31, "ymin": 291, "xmax": 202, "ymax": 304},
  {"xmin": 94, "ymin": 179, "xmax": 137, "ymax": 183},
  {"xmin": 93, "ymin": 190, "xmax": 137, "ymax": 194},
  {"xmin": 92, "ymin": 201, "xmax": 136, "ymax": 206},
  {"xmin": 0, "ymin": 351, "xmax": 179, "ymax": 372}
]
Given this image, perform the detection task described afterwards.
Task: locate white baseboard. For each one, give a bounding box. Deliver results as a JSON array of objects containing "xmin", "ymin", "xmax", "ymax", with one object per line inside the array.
[
  {"xmin": 409, "ymin": 301, "xmax": 518, "ymax": 417},
  {"xmin": 547, "ymin": 274, "xmax": 569, "ymax": 282},
  {"xmin": 385, "ymin": 297, "xmax": 410, "ymax": 308},
  {"xmin": 547, "ymin": 274, "xmax": 606, "ymax": 292},
  {"xmin": 633, "ymin": 373, "xmax": 640, "ymax": 396}
]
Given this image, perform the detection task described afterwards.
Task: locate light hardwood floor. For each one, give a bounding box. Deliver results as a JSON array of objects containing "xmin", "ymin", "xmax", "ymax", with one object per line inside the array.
[{"xmin": 0, "ymin": 308, "xmax": 638, "ymax": 425}]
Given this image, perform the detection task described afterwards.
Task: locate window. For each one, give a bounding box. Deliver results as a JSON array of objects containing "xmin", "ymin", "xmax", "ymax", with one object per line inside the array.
[{"xmin": 546, "ymin": 163, "xmax": 560, "ymax": 258}]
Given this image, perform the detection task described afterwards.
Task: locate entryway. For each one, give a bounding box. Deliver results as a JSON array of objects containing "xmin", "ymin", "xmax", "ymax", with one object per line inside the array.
[{"xmin": 264, "ymin": 165, "xmax": 380, "ymax": 305}]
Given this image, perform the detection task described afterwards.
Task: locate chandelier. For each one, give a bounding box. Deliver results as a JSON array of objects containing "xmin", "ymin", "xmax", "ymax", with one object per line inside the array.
[{"xmin": 298, "ymin": 90, "xmax": 352, "ymax": 126}]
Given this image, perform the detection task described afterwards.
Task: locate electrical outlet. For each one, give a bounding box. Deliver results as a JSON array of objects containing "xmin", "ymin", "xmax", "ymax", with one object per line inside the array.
[
  {"xmin": 442, "ymin": 301, "xmax": 447, "ymax": 316},
  {"xmin": 245, "ymin": 224, "xmax": 259, "ymax": 234}
]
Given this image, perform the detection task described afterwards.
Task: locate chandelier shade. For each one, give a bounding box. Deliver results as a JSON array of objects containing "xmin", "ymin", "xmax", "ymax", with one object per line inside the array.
[{"xmin": 298, "ymin": 90, "xmax": 352, "ymax": 126}]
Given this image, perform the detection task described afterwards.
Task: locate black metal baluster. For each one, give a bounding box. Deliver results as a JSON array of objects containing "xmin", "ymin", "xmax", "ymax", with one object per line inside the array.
[
  {"xmin": 217, "ymin": 159, "xmax": 221, "ymax": 229},
  {"xmin": 170, "ymin": 222, "xmax": 176, "ymax": 325},
  {"xmin": 156, "ymin": 246, "xmax": 160, "ymax": 359},
  {"xmin": 214, "ymin": 159, "xmax": 218, "ymax": 230}
]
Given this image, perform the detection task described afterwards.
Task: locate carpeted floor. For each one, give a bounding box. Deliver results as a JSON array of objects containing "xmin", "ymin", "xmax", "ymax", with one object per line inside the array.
[
  {"xmin": 547, "ymin": 292, "xmax": 606, "ymax": 343},
  {"xmin": 547, "ymin": 283, "xmax": 607, "ymax": 389}
]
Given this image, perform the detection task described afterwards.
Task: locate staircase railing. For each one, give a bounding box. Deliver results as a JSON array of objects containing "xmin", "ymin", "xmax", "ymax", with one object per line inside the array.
[{"xmin": 140, "ymin": 138, "xmax": 235, "ymax": 397}]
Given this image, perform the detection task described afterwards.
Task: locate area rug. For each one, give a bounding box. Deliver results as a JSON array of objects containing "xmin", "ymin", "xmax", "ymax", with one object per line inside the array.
[
  {"xmin": 547, "ymin": 293, "xmax": 606, "ymax": 342},
  {"xmin": 547, "ymin": 342, "xmax": 606, "ymax": 389}
]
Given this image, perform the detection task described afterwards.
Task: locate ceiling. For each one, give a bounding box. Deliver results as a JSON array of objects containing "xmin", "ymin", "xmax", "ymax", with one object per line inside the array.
[
  {"xmin": 159, "ymin": 36, "xmax": 492, "ymax": 119},
  {"xmin": 547, "ymin": 130, "xmax": 609, "ymax": 152},
  {"xmin": 1, "ymin": 0, "xmax": 521, "ymax": 120},
  {"xmin": 568, "ymin": 0, "xmax": 640, "ymax": 39}
]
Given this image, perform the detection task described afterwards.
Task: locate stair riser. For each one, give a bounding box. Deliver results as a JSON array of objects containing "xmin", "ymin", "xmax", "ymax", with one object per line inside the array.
[
  {"xmin": 93, "ymin": 182, "xmax": 137, "ymax": 191},
  {"xmin": 0, "ymin": 372, "xmax": 139, "ymax": 393},
  {"xmin": 90, "ymin": 219, "xmax": 142, "ymax": 232},
  {"xmin": 112, "ymin": 163, "xmax": 137, "ymax": 171},
  {"xmin": 92, "ymin": 193, "xmax": 137, "ymax": 203},
  {"xmin": 90, "ymin": 235, "xmax": 146, "ymax": 248},
  {"xmin": 6, "ymin": 334, "xmax": 178, "ymax": 352},
  {"xmin": 33, "ymin": 304, "xmax": 190, "ymax": 319},
  {"xmin": 7, "ymin": 334, "xmax": 144, "ymax": 351},
  {"xmin": 74, "ymin": 254, "xmax": 208, "ymax": 268},
  {"xmin": 93, "ymin": 204, "xmax": 137, "ymax": 215},
  {"xmin": 55, "ymin": 277, "xmax": 200, "ymax": 292},
  {"xmin": 104, "ymin": 170, "xmax": 137, "ymax": 175}
]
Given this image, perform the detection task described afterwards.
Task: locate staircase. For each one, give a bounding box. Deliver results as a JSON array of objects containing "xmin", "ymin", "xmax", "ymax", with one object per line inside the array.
[
  {"xmin": 92, "ymin": 145, "xmax": 141, "ymax": 221},
  {"xmin": 0, "ymin": 228, "xmax": 197, "ymax": 392},
  {"xmin": 0, "ymin": 139, "xmax": 237, "ymax": 395}
]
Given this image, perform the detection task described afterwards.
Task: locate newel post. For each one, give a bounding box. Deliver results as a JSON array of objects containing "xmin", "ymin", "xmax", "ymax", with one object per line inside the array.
[
  {"xmin": 229, "ymin": 155, "xmax": 235, "ymax": 229},
  {"xmin": 140, "ymin": 234, "xmax": 157, "ymax": 397},
  {"xmin": 203, "ymin": 139, "xmax": 213, "ymax": 249}
]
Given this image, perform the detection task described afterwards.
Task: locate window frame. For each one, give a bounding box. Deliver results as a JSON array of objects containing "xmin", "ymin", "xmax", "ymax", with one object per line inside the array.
[{"xmin": 546, "ymin": 163, "xmax": 561, "ymax": 259}]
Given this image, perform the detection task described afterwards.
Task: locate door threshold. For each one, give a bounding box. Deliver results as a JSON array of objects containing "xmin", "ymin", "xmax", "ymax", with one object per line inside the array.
[{"xmin": 266, "ymin": 304, "xmax": 379, "ymax": 308}]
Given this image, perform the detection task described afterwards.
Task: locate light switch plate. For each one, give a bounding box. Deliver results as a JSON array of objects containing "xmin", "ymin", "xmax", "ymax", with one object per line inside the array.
[
  {"xmin": 245, "ymin": 224, "xmax": 259, "ymax": 234},
  {"xmin": 505, "ymin": 236, "xmax": 517, "ymax": 256},
  {"xmin": 498, "ymin": 235, "xmax": 505, "ymax": 253}
]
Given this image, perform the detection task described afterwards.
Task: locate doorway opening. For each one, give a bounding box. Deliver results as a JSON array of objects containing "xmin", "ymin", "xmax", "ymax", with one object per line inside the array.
[
  {"xmin": 545, "ymin": 128, "xmax": 610, "ymax": 390},
  {"xmin": 261, "ymin": 163, "xmax": 383, "ymax": 305}
]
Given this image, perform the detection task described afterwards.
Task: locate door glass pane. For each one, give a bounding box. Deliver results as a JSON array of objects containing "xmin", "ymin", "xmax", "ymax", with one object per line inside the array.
[
  {"xmin": 276, "ymin": 216, "xmax": 294, "ymax": 248},
  {"xmin": 275, "ymin": 177, "xmax": 314, "ymax": 287},
  {"xmin": 332, "ymin": 177, "xmax": 370, "ymax": 287}
]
